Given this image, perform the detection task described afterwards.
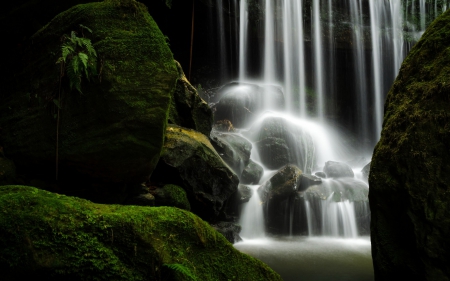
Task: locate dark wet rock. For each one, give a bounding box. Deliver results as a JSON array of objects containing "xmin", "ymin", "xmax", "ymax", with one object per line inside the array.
[
  {"xmin": 298, "ymin": 174, "xmax": 322, "ymax": 192},
  {"xmin": 213, "ymin": 119, "xmax": 236, "ymax": 132},
  {"xmin": 304, "ymin": 178, "xmax": 368, "ymax": 202},
  {"xmin": 241, "ymin": 160, "xmax": 264, "ymax": 185},
  {"xmin": 370, "ymin": 12, "xmax": 450, "ymax": 280},
  {"xmin": 0, "ymin": 0, "xmax": 177, "ymax": 203},
  {"xmin": 323, "ymin": 161, "xmax": 354, "ymax": 178},
  {"xmin": 150, "ymin": 184, "xmax": 191, "ymax": 211},
  {"xmin": 211, "ymin": 221, "xmax": 242, "ymax": 244},
  {"xmin": 245, "ymin": 115, "xmax": 315, "ymax": 172},
  {"xmin": 360, "ymin": 162, "xmax": 371, "ymax": 182},
  {"xmin": 151, "ymin": 125, "xmax": 239, "ymax": 222},
  {"xmin": 315, "ymin": 171, "xmax": 327, "ymax": 178},
  {"xmin": 210, "ymin": 130, "xmax": 252, "ymax": 177},
  {"xmin": 258, "ymin": 164, "xmax": 303, "ymax": 204},
  {"xmin": 237, "ymin": 184, "xmax": 253, "ymax": 203},
  {"xmin": 168, "ymin": 61, "xmax": 213, "ymax": 136},
  {"xmin": 213, "ymin": 82, "xmax": 285, "ymax": 127}
]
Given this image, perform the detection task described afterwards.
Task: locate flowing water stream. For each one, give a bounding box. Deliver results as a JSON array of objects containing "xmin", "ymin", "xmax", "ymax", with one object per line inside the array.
[{"xmin": 208, "ymin": 0, "xmax": 448, "ymax": 280}]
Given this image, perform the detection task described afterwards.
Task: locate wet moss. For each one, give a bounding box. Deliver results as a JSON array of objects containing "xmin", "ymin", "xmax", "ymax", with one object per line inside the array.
[
  {"xmin": 0, "ymin": 0, "xmax": 178, "ymax": 196},
  {"xmin": 370, "ymin": 10, "xmax": 450, "ymax": 281},
  {"xmin": 0, "ymin": 185, "xmax": 282, "ymax": 280}
]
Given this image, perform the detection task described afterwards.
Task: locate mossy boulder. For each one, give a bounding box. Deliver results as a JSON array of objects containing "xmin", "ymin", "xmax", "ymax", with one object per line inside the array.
[
  {"xmin": 168, "ymin": 60, "xmax": 213, "ymax": 136},
  {"xmin": 0, "ymin": 185, "xmax": 282, "ymax": 280},
  {"xmin": 0, "ymin": 0, "xmax": 178, "ymax": 202},
  {"xmin": 369, "ymin": 10, "xmax": 450, "ymax": 281},
  {"xmin": 151, "ymin": 184, "xmax": 191, "ymax": 211},
  {"xmin": 151, "ymin": 125, "xmax": 239, "ymax": 222}
]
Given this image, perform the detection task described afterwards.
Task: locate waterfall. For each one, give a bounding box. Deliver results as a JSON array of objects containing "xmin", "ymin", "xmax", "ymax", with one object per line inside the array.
[{"xmin": 218, "ymin": 0, "xmax": 449, "ymax": 240}]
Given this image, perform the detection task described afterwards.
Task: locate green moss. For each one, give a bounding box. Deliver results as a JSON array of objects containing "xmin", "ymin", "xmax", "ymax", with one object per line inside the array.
[
  {"xmin": 0, "ymin": 0, "xmax": 178, "ymax": 190},
  {"xmin": 0, "ymin": 185, "xmax": 282, "ymax": 280},
  {"xmin": 369, "ymin": 10, "xmax": 450, "ymax": 280},
  {"xmin": 161, "ymin": 184, "xmax": 191, "ymax": 211}
]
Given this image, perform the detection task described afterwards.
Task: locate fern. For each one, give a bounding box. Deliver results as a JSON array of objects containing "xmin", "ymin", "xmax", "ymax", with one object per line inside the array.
[
  {"xmin": 56, "ymin": 24, "xmax": 97, "ymax": 94},
  {"xmin": 164, "ymin": 263, "xmax": 197, "ymax": 281}
]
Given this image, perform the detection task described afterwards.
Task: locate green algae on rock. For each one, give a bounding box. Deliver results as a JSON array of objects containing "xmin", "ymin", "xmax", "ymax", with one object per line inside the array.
[
  {"xmin": 0, "ymin": 185, "xmax": 282, "ymax": 280},
  {"xmin": 151, "ymin": 125, "xmax": 239, "ymax": 222},
  {"xmin": 369, "ymin": 10, "xmax": 450, "ymax": 281},
  {"xmin": 0, "ymin": 0, "xmax": 178, "ymax": 201}
]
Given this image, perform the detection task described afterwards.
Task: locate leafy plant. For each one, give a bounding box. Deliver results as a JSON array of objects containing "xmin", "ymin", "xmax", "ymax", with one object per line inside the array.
[
  {"xmin": 54, "ymin": 24, "xmax": 97, "ymax": 180},
  {"xmin": 164, "ymin": 263, "xmax": 197, "ymax": 281},
  {"xmin": 56, "ymin": 24, "xmax": 98, "ymax": 94}
]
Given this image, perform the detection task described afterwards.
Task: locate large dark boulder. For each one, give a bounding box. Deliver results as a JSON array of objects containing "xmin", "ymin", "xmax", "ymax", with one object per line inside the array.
[
  {"xmin": 245, "ymin": 115, "xmax": 315, "ymax": 172},
  {"xmin": 210, "ymin": 130, "xmax": 252, "ymax": 177},
  {"xmin": 370, "ymin": 10, "xmax": 450, "ymax": 281},
  {"xmin": 0, "ymin": 185, "xmax": 282, "ymax": 280},
  {"xmin": 0, "ymin": 0, "xmax": 178, "ymax": 203},
  {"xmin": 151, "ymin": 125, "xmax": 239, "ymax": 222},
  {"xmin": 241, "ymin": 159, "xmax": 264, "ymax": 185},
  {"xmin": 0, "ymin": 148, "xmax": 15, "ymax": 185},
  {"xmin": 213, "ymin": 82, "xmax": 285, "ymax": 128},
  {"xmin": 168, "ymin": 60, "xmax": 213, "ymax": 136}
]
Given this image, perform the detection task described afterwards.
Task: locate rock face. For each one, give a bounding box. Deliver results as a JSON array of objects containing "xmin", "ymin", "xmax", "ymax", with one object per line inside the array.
[
  {"xmin": 370, "ymin": 11, "xmax": 450, "ymax": 281},
  {"xmin": 0, "ymin": 0, "xmax": 178, "ymax": 203},
  {"xmin": 0, "ymin": 185, "xmax": 282, "ymax": 281},
  {"xmin": 151, "ymin": 125, "xmax": 239, "ymax": 222},
  {"xmin": 0, "ymin": 148, "xmax": 15, "ymax": 185},
  {"xmin": 169, "ymin": 60, "xmax": 213, "ymax": 136}
]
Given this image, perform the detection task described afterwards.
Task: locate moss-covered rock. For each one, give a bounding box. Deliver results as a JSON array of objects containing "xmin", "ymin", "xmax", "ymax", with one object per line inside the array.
[
  {"xmin": 369, "ymin": 10, "xmax": 450, "ymax": 281},
  {"xmin": 168, "ymin": 61, "xmax": 213, "ymax": 136},
  {"xmin": 151, "ymin": 184, "xmax": 191, "ymax": 211},
  {"xmin": 151, "ymin": 125, "xmax": 239, "ymax": 222},
  {"xmin": 0, "ymin": 185, "xmax": 282, "ymax": 280},
  {"xmin": 0, "ymin": 0, "xmax": 178, "ymax": 202}
]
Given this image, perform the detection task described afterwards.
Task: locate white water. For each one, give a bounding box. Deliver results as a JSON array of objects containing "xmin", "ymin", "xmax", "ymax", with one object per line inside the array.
[{"xmin": 239, "ymin": 185, "xmax": 266, "ymax": 239}]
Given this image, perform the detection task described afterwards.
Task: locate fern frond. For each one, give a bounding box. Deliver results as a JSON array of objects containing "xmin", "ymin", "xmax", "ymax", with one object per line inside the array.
[
  {"xmin": 79, "ymin": 24, "xmax": 92, "ymax": 34},
  {"xmin": 68, "ymin": 57, "xmax": 82, "ymax": 93},
  {"xmin": 82, "ymin": 39, "xmax": 97, "ymax": 58},
  {"xmin": 61, "ymin": 45, "xmax": 75, "ymax": 62},
  {"xmin": 164, "ymin": 263, "xmax": 197, "ymax": 281}
]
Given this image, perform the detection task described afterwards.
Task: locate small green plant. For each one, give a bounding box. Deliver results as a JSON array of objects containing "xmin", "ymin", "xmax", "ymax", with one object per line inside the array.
[
  {"xmin": 164, "ymin": 263, "xmax": 197, "ymax": 281},
  {"xmin": 54, "ymin": 24, "xmax": 97, "ymax": 180},
  {"xmin": 56, "ymin": 24, "xmax": 98, "ymax": 94}
]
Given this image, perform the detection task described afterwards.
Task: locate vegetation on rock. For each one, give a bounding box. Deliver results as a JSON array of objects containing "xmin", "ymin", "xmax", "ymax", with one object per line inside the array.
[
  {"xmin": 0, "ymin": 185, "xmax": 282, "ymax": 280},
  {"xmin": 370, "ymin": 9, "xmax": 450, "ymax": 281}
]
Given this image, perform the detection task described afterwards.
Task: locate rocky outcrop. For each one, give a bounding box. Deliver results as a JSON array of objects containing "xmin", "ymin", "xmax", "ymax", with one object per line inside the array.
[
  {"xmin": 370, "ymin": 10, "xmax": 450, "ymax": 281},
  {"xmin": 151, "ymin": 125, "xmax": 239, "ymax": 222},
  {"xmin": 0, "ymin": 185, "xmax": 282, "ymax": 280},
  {"xmin": 0, "ymin": 0, "xmax": 178, "ymax": 203},
  {"xmin": 169, "ymin": 61, "xmax": 213, "ymax": 136},
  {"xmin": 0, "ymin": 147, "xmax": 15, "ymax": 185}
]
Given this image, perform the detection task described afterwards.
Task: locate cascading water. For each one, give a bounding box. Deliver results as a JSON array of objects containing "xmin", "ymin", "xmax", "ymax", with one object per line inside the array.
[{"xmin": 207, "ymin": 0, "xmax": 448, "ymax": 280}]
